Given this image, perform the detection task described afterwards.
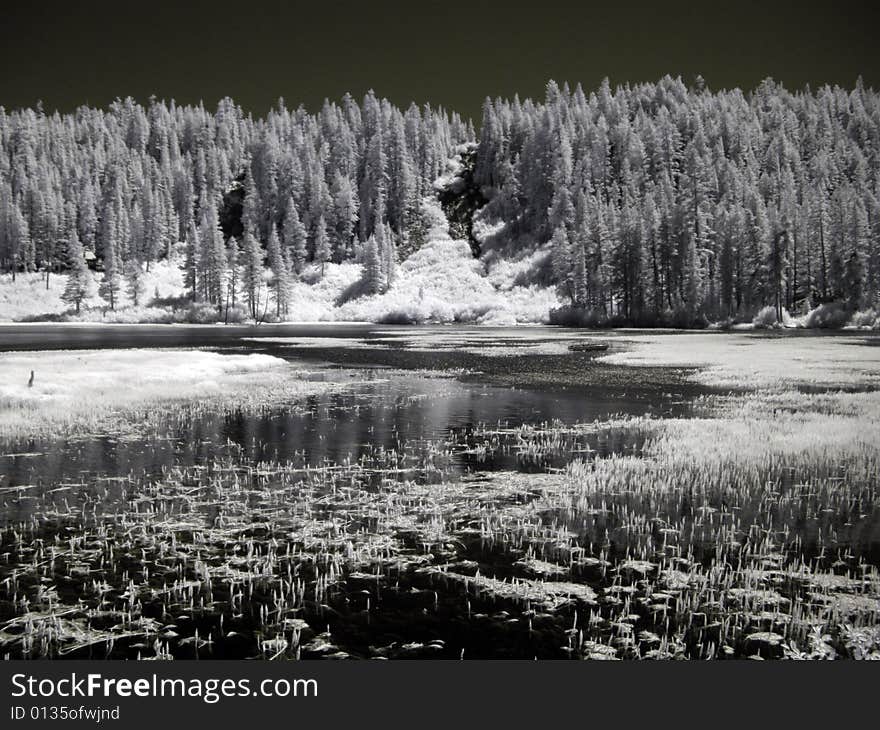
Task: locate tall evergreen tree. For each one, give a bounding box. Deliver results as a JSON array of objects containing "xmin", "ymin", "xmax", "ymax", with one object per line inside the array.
[
  {"xmin": 98, "ymin": 238, "xmax": 122, "ymax": 310},
  {"xmin": 282, "ymin": 196, "xmax": 308, "ymax": 275},
  {"xmin": 266, "ymin": 224, "xmax": 290, "ymax": 317},
  {"xmin": 362, "ymin": 234, "xmax": 383, "ymax": 295},
  {"xmin": 241, "ymin": 231, "xmax": 263, "ymax": 319},
  {"xmin": 313, "ymin": 214, "xmax": 331, "ymax": 278},
  {"xmin": 61, "ymin": 229, "xmax": 91, "ymax": 313}
]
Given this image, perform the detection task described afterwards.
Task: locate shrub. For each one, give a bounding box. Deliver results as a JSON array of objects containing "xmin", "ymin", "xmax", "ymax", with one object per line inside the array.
[
  {"xmin": 150, "ymin": 294, "xmax": 193, "ymax": 309},
  {"xmin": 753, "ymin": 306, "xmax": 780, "ymax": 329},
  {"xmin": 477, "ymin": 309, "xmax": 518, "ymax": 326},
  {"xmin": 548, "ymin": 305, "xmax": 610, "ymax": 328},
  {"xmin": 376, "ymin": 308, "xmax": 424, "ymax": 325},
  {"xmin": 453, "ymin": 302, "xmax": 493, "ymax": 323},
  {"xmin": 221, "ymin": 304, "xmax": 249, "ymax": 324},
  {"xmin": 176, "ymin": 301, "xmax": 223, "ymax": 324},
  {"xmin": 549, "ymin": 304, "xmax": 711, "ymax": 329},
  {"xmin": 659, "ymin": 306, "xmax": 708, "ymax": 330},
  {"xmin": 803, "ymin": 302, "xmax": 850, "ymax": 329},
  {"xmin": 848, "ymin": 308, "xmax": 878, "ymax": 328},
  {"xmin": 709, "ymin": 316, "xmax": 737, "ymax": 331}
]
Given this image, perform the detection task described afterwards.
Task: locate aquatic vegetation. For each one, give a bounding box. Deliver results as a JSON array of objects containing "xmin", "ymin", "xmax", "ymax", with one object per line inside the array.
[
  {"xmin": 596, "ymin": 332, "xmax": 880, "ymax": 389},
  {"xmin": 2, "ymin": 381, "xmax": 878, "ymax": 660},
  {"xmin": 0, "ymin": 332, "xmax": 878, "ymax": 660}
]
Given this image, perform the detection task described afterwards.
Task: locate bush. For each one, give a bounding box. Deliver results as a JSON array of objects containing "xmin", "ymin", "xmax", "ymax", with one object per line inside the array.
[
  {"xmin": 376, "ymin": 308, "xmax": 424, "ymax": 325},
  {"xmin": 453, "ymin": 302, "xmax": 493, "ymax": 323},
  {"xmin": 176, "ymin": 301, "xmax": 224, "ymax": 324},
  {"xmin": 549, "ymin": 304, "xmax": 712, "ymax": 329},
  {"xmin": 150, "ymin": 294, "xmax": 193, "ymax": 309},
  {"xmin": 848, "ymin": 308, "xmax": 878, "ymax": 328},
  {"xmin": 477, "ymin": 309, "xmax": 518, "ymax": 326},
  {"xmin": 221, "ymin": 304, "xmax": 249, "ymax": 324},
  {"xmin": 803, "ymin": 302, "xmax": 850, "ymax": 329},
  {"xmin": 659, "ymin": 306, "xmax": 708, "ymax": 330},
  {"xmin": 548, "ymin": 305, "xmax": 611, "ymax": 328},
  {"xmin": 709, "ymin": 316, "xmax": 737, "ymax": 331},
  {"xmin": 752, "ymin": 306, "xmax": 780, "ymax": 329}
]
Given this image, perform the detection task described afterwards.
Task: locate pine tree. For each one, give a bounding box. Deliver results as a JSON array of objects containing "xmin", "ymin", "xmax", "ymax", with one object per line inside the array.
[
  {"xmin": 99, "ymin": 239, "xmax": 122, "ymax": 310},
  {"xmin": 0, "ymin": 189, "xmax": 31, "ymax": 282},
  {"xmin": 242, "ymin": 161, "xmax": 265, "ymax": 243},
  {"xmin": 266, "ymin": 224, "xmax": 290, "ymax": 318},
  {"xmin": 360, "ymin": 129, "xmax": 388, "ymax": 240},
  {"xmin": 226, "ymin": 235, "xmax": 241, "ymax": 318},
  {"xmin": 767, "ymin": 227, "xmax": 789, "ymax": 320},
  {"xmin": 61, "ymin": 229, "xmax": 91, "ymax": 313},
  {"xmin": 282, "ymin": 197, "xmax": 308, "ymax": 275},
  {"xmin": 828, "ymin": 247, "xmax": 845, "ymax": 300},
  {"xmin": 313, "ymin": 214, "xmax": 331, "ymax": 278},
  {"xmin": 200, "ymin": 203, "xmax": 227, "ymax": 307},
  {"xmin": 362, "ymin": 234, "xmax": 383, "ymax": 295},
  {"xmin": 241, "ymin": 232, "xmax": 263, "ymax": 319},
  {"xmin": 380, "ymin": 223, "xmax": 396, "ymax": 290},
  {"xmin": 184, "ymin": 220, "xmax": 200, "ymax": 300},
  {"xmin": 844, "ymin": 250, "xmax": 865, "ymax": 310},
  {"xmin": 77, "ymin": 180, "xmax": 99, "ymax": 254},
  {"xmin": 125, "ymin": 257, "xmax": 145, "ymax": 306},
  {"xmin": 551, "ymin": 227, "xmax": 573, "ymax": 302},
  {"xmin": 331, "ymin": 173, "xmax": 359, "ymax": 258},
  {"xmin": 572, "ymin": 240, "xmax": 587, "ymax": 306}
]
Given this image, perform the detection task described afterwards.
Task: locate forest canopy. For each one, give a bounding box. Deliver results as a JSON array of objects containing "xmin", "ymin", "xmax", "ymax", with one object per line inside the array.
[{"xmin": 1, "ymin": 76, "xmax": 878, "ymax": 325}]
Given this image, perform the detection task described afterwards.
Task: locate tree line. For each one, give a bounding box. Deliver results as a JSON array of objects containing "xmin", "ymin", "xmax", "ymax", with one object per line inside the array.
[
  {"xmin": 0, "ymin": 93, "xmax": 472, "ymax": 314},
  {"xmin": 476, "ymin": 76, "xmax": 880, "ymax": 323},
  {"xmin": 1, "ymin": 76, "xmax": 879, "ymax": 323}
]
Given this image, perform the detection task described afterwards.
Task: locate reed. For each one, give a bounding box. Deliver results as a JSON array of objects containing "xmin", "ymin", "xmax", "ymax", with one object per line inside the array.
[{"xmin": 1, "ymin": 332, "xmax": 878, "ymax": 659}]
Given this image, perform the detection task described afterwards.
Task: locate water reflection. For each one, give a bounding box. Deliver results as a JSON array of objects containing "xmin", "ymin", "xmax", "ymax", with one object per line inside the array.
[{"xmin": 1, "ymin": 368, "xmax": 682, "ymax": 498}]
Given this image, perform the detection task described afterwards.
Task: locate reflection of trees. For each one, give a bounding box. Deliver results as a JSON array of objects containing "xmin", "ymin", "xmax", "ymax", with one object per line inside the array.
[{"xmin": 6, "ymin": 370, "xmax": 683, "ymax": 507}]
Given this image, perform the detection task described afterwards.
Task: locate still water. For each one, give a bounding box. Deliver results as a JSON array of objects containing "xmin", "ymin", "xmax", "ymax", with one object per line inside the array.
[{"xmin": 0, "ymin": 324, "xmax": 701, "ymax": 492}]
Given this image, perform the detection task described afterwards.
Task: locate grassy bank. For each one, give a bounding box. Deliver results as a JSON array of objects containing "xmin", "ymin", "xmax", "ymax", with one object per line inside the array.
[{"xmin": 0, "ymin": 348, "xmax": 341, "ymax": 442}]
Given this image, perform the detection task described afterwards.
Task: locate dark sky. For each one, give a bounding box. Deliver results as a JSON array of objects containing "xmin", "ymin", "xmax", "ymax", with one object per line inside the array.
[{"xmin": 2, "ymin": 1, "xmax": 878, "ymax": 121}]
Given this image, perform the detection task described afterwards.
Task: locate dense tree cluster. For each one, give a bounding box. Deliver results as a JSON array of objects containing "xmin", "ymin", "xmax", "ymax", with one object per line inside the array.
[
  {"xmin": 477, "ymin": 77, "xmax": 880, "ymax": 322},
  {"xmin": 0, "ymin": 93, "xmax": 472, "ymax": 311},
  {"xmin": 1, "ymin": 77, "xmax": 879, "ymax": 325}
]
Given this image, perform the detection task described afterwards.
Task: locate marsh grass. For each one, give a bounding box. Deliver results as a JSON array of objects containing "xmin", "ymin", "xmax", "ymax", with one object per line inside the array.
[
  {"xmin": 2, "ymin": 383, "xmax": 878, "ymax": 660},
  {"xmin": 596, "ymin": 332, "xmax": 880, "ymax": 389},
  {"xmin": 0, "ymin": 349, "xmax": 346, "ymax": 442},
  {"xmin": 1, "ymin": 333, "xmax": 879, "ymax": 659}
]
